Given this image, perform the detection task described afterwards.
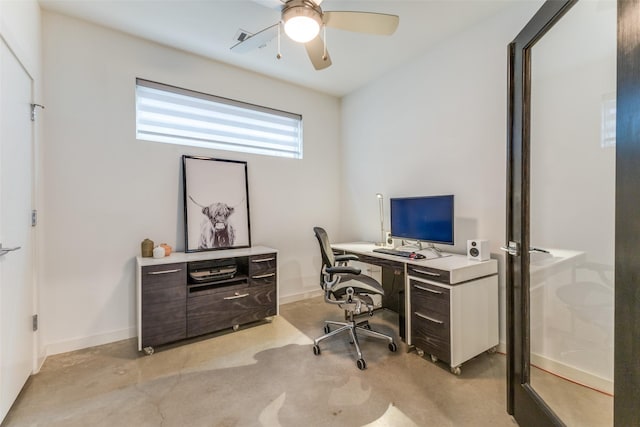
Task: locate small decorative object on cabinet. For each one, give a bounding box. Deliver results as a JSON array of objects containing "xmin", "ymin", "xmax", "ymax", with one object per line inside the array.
[
  {"xmin": 152, "ymin": 246, "xmax": 165, "ymax": 258},
  {"xmin": 141, "ymin": 238, "xmax": 154, "ymax": 257},
  {"xmin": 160, "ymin": 243, "xmax": 172, "ymax": 256},
  {"xmin": 136, "ymin": 246, "xmax": 278, "ymax": 355}
]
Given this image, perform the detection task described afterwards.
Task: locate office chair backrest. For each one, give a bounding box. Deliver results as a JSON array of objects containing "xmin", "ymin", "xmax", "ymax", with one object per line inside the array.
[{"xmin": 313, "ymin": 227, "xmax": 336, "ymax": 271}]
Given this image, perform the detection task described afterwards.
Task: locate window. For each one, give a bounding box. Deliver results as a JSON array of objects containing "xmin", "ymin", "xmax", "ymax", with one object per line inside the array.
[
  {"xmin": 601, "ymin": 93, "xmax": 616, "ymax": 148},
  {"xmin": 135, "ymin": 79, "xmax": 303, "ymax": 159}
]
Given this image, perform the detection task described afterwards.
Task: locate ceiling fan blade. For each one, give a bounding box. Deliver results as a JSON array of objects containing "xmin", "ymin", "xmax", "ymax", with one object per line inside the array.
[
  {"xmin": 230, "ymin": 23, "xmax": 279, "ymax": 53},
  {"xmin": 250, "ymin": 0, "xmax": 285, "ymax": 9},
  {"xmin": 304, "ymin": 36, "xmax": 331, "ymax": 70},
  {"xmin": 323, "ymin": 11, "xmax": 399, "ymax": 35}
]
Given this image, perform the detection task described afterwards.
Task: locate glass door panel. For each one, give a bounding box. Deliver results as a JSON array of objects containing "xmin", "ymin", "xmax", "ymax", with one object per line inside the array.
[{"xmin": 529, "ymin": 1, "xmax": 615, "ymax": 424}]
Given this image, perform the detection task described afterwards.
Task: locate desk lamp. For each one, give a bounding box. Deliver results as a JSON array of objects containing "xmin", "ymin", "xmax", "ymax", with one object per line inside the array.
[{"xmin": 376, "ymin": 193, "xmax": 385, "ymax": 246}]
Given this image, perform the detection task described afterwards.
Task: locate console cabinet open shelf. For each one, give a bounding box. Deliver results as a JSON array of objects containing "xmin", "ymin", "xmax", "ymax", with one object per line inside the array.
[{"xmin": 136, "ymin": 246, "xmax": 278, "ymax": 354}]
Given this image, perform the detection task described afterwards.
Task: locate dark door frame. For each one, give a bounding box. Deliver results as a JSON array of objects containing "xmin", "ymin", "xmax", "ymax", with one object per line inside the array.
[
  {"xmin": 613, "ymin": 1, "xmax": 640, "ymax": 425},
  {"xmin": 507, "ymin": 0, "xmax": 640, "ymax": 425}
]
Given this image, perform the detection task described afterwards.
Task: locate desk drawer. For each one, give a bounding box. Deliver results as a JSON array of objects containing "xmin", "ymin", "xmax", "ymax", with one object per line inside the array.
[
  {"xmin": 411, "ymin": 311, "xmax": 451, "ymax": 363},
  {"xmin": 410, "ymin": 279, "xmax": 451, "ymax": 363},
  {"xmin": 407, "ymin": 265, "xmax": 450, "ymax": 284},
  {"xmin": 410, "ymin": 280, "xmax": 449, "ymax": 317}
]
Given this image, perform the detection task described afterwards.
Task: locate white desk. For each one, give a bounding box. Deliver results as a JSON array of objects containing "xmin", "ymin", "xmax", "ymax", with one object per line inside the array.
[{"xmin": 332, "ymin": 242, "xmax": 498, "ymax": 374}]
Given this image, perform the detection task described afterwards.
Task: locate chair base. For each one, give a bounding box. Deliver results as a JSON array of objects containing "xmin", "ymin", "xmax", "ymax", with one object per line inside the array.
[{"xmin": 312, "ymin": 316, "xmax": 396, "ymax": 369}]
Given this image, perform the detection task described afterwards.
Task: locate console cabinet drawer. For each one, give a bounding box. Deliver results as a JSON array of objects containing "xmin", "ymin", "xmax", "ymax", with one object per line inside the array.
[
  {"xmin": 141, "ymin": 263, "xmax": 187, "ymax": 348},
  {"xmin": 249, "ymin": 253, "xmax": 277, "ymax": 286},
  {"xmin": 187, "ymin": 283, "xmax": 277, "ymax": 337}
]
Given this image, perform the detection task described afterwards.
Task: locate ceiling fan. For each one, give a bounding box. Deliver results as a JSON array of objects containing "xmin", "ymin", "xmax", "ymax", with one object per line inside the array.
[{"xmin": 230, "ymin": 0, "xmax": 399, "ymax": 70}]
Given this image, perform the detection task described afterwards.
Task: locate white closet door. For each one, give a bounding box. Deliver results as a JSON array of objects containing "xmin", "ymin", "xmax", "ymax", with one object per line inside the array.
[{"xmin": 0, "ymin": 38, "xmax": 35, "ymax": 423}]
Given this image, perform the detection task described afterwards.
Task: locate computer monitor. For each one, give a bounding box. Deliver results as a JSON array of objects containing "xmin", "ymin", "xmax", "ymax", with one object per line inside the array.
[{"xmin": 390, "ymin": 195, "xmax": 454, "ymax": 246}]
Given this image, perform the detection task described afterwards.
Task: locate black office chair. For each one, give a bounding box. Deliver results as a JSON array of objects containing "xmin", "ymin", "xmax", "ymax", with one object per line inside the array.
[{"xmin": 312, "ymin": 227, "xmax": 397, "ymax": 370}]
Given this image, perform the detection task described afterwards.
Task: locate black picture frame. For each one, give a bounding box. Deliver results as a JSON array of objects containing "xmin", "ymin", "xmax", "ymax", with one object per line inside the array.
[{"xmin": 183, "ymin": 155, "xmax": 251, "ymax": 252}]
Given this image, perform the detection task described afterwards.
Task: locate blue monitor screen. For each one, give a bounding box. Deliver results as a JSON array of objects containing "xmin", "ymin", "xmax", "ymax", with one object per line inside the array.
[{"xmin": 390, "ymin": 195, "xmax": 454, "ymax": 245}]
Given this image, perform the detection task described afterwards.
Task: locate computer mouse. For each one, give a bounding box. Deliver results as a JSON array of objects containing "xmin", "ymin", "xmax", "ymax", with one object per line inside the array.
[{"xmin": 411, "ymin": 253, "xmax": 426, "ymax": 259}]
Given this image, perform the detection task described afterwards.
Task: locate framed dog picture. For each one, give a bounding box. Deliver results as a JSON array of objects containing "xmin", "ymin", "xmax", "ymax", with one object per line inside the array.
[{"xmin": 183, "ymin": 155, "xmax": 251, "ymax": 252}]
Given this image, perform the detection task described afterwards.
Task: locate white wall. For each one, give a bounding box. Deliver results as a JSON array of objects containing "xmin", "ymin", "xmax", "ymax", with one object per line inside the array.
[
  {"xmin": 340, "ymin": 2, "xmax": 542, "ymax": 349},
  {"xmin": 0, "ymin": 0, "xmax": 41, "ymax": 75},
  {"xmin": 40, "ymin": 11, "xmax": 341, "ymax": 355}
]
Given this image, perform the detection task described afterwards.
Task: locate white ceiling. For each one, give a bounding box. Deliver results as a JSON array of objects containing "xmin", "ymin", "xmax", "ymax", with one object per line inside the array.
[{"xmin": 39, "ymin": 0, "xmax": 522, "ymax": 97}]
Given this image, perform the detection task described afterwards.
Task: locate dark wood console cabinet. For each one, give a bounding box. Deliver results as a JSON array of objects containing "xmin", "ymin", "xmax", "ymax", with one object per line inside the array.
[{"xmin": 136, "ymin": 247, "xmax": 278, "ymax": 354}]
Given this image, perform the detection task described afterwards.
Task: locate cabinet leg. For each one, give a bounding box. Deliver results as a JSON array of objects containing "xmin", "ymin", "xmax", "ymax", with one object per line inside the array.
[
  {"xmin": 430, "ymin": 354, "xmax": 438, "ymax": 363},
  {"xmin": 487, "ymin": 346, "xmax": 498, "ymax": 354},
  {"xmin": 450, "ymin": 365, "xmax": 461, "ymax": 375},
  {"xmin": 143, "ymin": 346, "xmax": 154, "ymax": 356},
  {"xmin": 232, "ymin": 324, "xmax": 240, "ymax": 331}
]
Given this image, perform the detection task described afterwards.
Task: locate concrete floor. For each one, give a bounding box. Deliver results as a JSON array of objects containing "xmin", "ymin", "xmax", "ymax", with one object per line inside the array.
[{"xmin": 2, "ymin": 297, "xmax": 609, "ymax": 426}]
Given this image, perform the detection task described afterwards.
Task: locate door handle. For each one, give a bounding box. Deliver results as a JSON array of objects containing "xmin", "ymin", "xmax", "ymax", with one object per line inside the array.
[
  {"xmin": 0, "ymin": 245, "xmax": 21, "ymax": 257},
  {"xmin": 529, "ymin": 247, "xmax": 550, "ymax": 254},
  {"xmin": 500, "ymin": 241, "xmax": 520, "ymax": 256}
]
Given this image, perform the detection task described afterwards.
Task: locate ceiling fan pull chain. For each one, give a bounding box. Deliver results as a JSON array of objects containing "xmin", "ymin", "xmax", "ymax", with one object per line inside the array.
[
  {"xmin": 277, "ymin": 21, "xmax": 282, "ymax": 60},
  {"xmin": 322, "ymin": 25, "xmax": 327, "ymax": 61}
]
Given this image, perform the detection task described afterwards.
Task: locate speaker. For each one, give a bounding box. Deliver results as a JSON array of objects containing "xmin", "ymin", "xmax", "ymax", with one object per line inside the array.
[
  {"xmin": 467, "ymin": 239, "xmax": 489, "ymax": 261},
  {"xmin": 385, "ymin": 231, "xmax": 394, "ymax": 248}
]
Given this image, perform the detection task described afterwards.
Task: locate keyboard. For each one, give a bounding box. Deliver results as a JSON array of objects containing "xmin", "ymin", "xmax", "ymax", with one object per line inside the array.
[{"xmin": 372, "ymin": 248, "xmax": 425, "ymax": 259}]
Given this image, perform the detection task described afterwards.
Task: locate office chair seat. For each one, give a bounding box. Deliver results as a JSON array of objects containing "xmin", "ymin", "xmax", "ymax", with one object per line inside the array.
[
  {"xmin": 328, "ymin": 273, "xmax": 385, "ymax": 299},
  {"xmin": 312, "ymin": 227, "xmax": 397, "ymax": 370}
]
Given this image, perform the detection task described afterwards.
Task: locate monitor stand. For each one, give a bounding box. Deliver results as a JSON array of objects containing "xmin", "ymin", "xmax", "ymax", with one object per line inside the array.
[{"xmin": 401, "ymin": 240, "xmax": 449, "ymax": 259}]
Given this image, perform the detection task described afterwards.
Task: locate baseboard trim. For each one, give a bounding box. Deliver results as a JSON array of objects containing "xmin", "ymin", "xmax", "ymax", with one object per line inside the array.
[
  {"xmin": 45, "ymin": 326, "xmax": 136, "ymax": 357},
  {"xmin": 279, "ymin": 289, "xmax": 323, "ymax": 305},
  {"xmin": 531, "ymin": 352, "xmax": 613, "ymax": 395}
]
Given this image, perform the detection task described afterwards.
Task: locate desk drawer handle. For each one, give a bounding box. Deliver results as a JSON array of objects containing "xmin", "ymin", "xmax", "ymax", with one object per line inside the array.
[
  {"xmin": 147, "ymin": 269, "xmax": 182, "ymax": 275},
  {"xmin": 414, "ymin": 285, "xmax": 443, "ymax": 294},
  {"xmin": 252, "ymin": 272, "xmax": 276, "ymax": 279},
  {"xmin": 224, "ymin": 293, "xmax": 250, "ymax": 300},
  {"xmin": 415, "ymin": 312, "xmax": 444, "ymax": 324},
  {"xmin": 411, "ymin": 268, "xmax": 440, "ymax": 277},
  {"xmin": 252, "ymin": 257, "xmax": 275, "ymax": 263}
]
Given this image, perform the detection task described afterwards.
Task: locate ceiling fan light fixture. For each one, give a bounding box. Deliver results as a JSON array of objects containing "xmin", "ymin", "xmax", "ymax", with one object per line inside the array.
[{"xmin": 283, "ymin": 4, "xmax": 322, "ymax": 43}]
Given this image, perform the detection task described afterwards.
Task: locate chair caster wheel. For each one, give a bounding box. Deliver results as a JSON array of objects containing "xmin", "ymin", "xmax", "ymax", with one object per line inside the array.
[
  {"xmin": 451, "ymin": 366, "xmax": 461, "ymax": 375},
  {"xmin": 356, "ymin": 359, "xmax": 366, "ymax": 370},
  {"xmin": 389, "ymin": 342, "xmax": 397, "ymax": 352},
  {"xmin": 324, "ymin": 325, "xmax": 330, "ymax": 334},
  {"xmin": 430, "ymin": 354, "xmax": 438, "ymax": 363},
  {"xmin": 313, "ymin": 345, "xmax": 321, "ymax": 355}
]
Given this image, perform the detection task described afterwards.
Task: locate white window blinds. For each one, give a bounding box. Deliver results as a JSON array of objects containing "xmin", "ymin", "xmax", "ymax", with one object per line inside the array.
[{"xmin": 136, "ymin": 79, "xmax": 303, "ymax": 159}]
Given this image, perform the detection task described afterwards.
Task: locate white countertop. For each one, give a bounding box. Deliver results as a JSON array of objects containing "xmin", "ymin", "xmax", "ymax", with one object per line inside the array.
[
  {"xmin": 332, "ymin": 242, "xmax": 497, "ymax": 283},
  {"xmin": 136, "ymin": 245, "xmax": 277, "ymax": 267}
]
